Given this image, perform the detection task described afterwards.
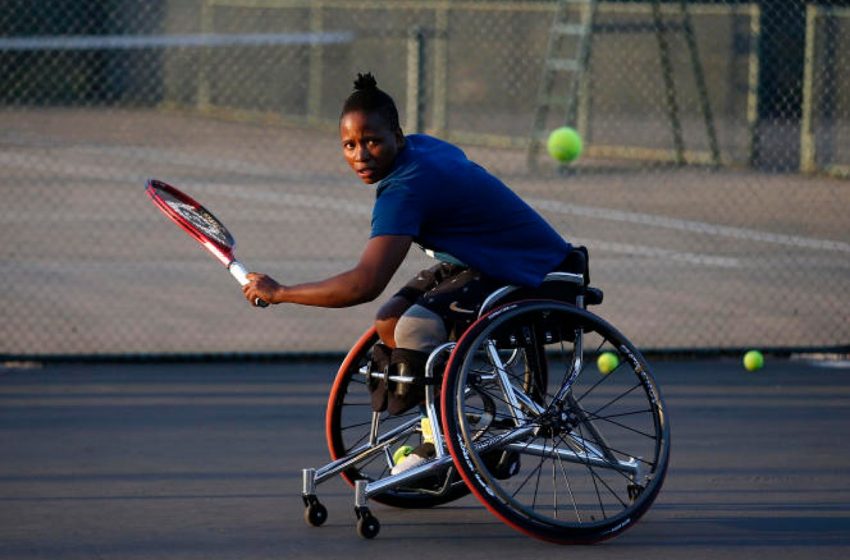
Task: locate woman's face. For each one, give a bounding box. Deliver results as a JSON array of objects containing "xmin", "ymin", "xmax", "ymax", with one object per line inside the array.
[{"xmin": 340, "ymin": 110, "xmax": 404, "ymax": 184}]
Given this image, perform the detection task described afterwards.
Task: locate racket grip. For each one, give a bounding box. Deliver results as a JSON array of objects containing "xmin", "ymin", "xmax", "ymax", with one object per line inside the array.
[{"xmin": 229, "ymin": 261, "xmax": 269, "ymax": 308}]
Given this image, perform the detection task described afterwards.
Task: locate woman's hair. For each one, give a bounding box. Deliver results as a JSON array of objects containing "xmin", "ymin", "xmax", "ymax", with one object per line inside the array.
[{"xmin": 340, "ymin": 73, "xmax": 401, "ymax": 131}]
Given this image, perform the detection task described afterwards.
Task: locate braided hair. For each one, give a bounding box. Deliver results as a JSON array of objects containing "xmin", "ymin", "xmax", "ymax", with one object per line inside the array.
[{"xmin": 340, "ymin": 73, "xmax": 401, "ymax": 132}]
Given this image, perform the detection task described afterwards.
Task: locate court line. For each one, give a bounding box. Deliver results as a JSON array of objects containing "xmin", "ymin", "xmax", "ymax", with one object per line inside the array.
[
  {"xmin": 197, "ymin": 186, "xmax": 743, "ymax": 267},
  {"xmin": 568, "ymin": 238, "xmax": 742, "ymax": 268},
  {"xmin": 2, "ymin": 145, "xmax": 847, "ymax": 255},
  {"xmin": 0, "ymin": 32, "xmax": 354, "ymax": 51},
  {"xmin": 200, "ymin": 186, "xmax": 849, "ymax": 256},
  {"xmin": 529, "ymin": 198, "xmax": 850, "ymax": 254}
]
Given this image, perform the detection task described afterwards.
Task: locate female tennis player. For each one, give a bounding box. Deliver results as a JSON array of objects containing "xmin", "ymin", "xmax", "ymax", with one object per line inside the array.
[{"xmin": 243, "ymin": 73, "xmax": 583, "ymax": 470}]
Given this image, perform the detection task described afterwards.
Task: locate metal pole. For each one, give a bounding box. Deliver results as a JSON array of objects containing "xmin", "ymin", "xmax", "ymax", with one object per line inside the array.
[
  {"xmin": 406, "ymin": 26, "xmax": 426, "ymax": 133},
  {"xmin": 652, "ymin": 0, "xmax": 685, "ymax": 165},
  {"xmin": 746, "ymin": 3, "xmax": 761, "ymax": 168},
  {"xmin": 432, "ymin": 2, "xmax": 449, "ymax": 136},
  {"xmin": 307, "ymin": 1, "xmax": 324, "ymax": 124},
  {"xmin": 197, "ymin": 0, "xmax": 213, "ymax": 111},
  {"xmin": 679, "ymin": 0, "xmax": 720, "ymax": 166},
  {"xmin": 800, "ymin": 4, "xmax": 817, "ymax": 173}
]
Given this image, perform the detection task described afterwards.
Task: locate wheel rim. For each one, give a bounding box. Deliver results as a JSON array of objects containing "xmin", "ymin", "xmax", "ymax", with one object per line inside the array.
[
  {"xmin": 326, "ymin": 328, "xmax": 467, "ymax": 506},
  {"xmin": 445, "ymin": 301, "xmax": 669, "ymax": 539},
  {"xmin": 327, "ymin": 329, "xmax": 424, "ymax": 485}
]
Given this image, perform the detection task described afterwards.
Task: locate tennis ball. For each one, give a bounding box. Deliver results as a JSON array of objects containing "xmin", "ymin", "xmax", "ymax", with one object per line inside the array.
[
  {"xmin": 392, "ymin": 445, "xmax": 414, "ymax": 465},
  {"xmin": 743, "ymin": 350, "xmax": 764, "ymax": 372},
  {"xmin": 547, "ymin": 126, "xmax": 583, "ymax": 163},
  {"xmin": 597, "ymin": 352, "xmax": 619, "ymax": 375}
]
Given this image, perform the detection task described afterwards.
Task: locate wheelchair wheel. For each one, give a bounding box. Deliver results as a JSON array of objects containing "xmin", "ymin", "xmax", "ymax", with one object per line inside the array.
[
  {"xmin": 326, "ymin": 327, "xmax": 468, "ymax": 509},
  {"xmin": 441, "ymin": 300, "xmax": 670, "ymax": 543}
]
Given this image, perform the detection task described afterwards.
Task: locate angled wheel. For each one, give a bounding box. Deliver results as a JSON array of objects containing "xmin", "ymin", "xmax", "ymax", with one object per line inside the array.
[
  {"xmin": 326, "ymin": 327, "xmax": 468, "ymax": 508},
  {"xmin": 441, "ymin": 300, "xmax": 670, "ymax": 543}
]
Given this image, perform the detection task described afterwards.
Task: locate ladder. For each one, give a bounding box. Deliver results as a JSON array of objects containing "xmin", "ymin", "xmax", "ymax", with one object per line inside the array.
[
  {"xmin": 527, "ymin": 0, "xmax": 721, "ymax": 170},
  {"xmin": 527, "ymin": 0, "xmax": 599, "ymax": 170}
]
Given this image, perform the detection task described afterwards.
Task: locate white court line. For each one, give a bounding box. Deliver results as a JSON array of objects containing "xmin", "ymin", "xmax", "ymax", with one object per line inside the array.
[
  {"xmin": 198, "ymin": 186, "xmax": 742, "ymax": 267},
  {"xmin": 191, "ymin": 182, "xmax": 372, "ymax": 217},
  {"xmin": 529, "ymin": 198, "xmax": 850, "ymax": 254},
  {"xmin": 200, "ymin": 186, "xmax": 849, "ymax": 256},
  {"xmin": 0, "ymin": 32, "xmax": 354, "ymax": 51},
  {"xmin": 2, "ymin": 146, "xmax": 847, "ymax": 256},
  {"xmin": 569, "ymin": 238, "xmax": 742, "ymax": 268}
]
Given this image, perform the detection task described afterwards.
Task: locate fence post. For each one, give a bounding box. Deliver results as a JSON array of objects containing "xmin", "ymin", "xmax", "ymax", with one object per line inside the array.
[
  {"xmin": 432, "ymin": 2, "xmax": 450, "ymax": 136},
  {"xmin": 746, "ymin": 3, "xmax": 761, "ymax": 167},
  {"xmin": 800, "ymin": 4, "xmax": 817, "ymax": 173},
  {"xmin": 307, "ymin": 1, "xmax": 324, "ymax": 125},
  {"xmin": 406, "ymin": 26, "xmax": 427, "ymax": 133},
  {"xmin": 196, "ymin": 0, "xmax": 213, "ymax": 111}
]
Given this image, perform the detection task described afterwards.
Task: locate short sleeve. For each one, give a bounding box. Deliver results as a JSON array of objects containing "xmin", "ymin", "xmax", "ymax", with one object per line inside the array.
[{"xmin": 370, "ymin": 182, "xmax": 423, "ymax": 238}]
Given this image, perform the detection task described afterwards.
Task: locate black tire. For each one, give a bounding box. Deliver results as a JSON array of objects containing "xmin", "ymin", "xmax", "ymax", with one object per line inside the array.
[
  {"xmin": 304, "ymin": 502, "xmax": 328, "ymax": 527},
  {"xmin": 326, "ymin": 328, "xmax": 469, "ymax": 509},
  {"xmin": 441, "ymin": 300, "xmax": 670, "ymax": 543},
  {"xmin": 356, "ymin": 512, "xmax": 381, "ymax": 539}
]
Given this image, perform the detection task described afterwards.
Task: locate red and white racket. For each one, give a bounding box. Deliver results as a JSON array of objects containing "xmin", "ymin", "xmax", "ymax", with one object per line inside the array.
[{"xmin": 145, "ymin": 178, "xmax": 268, "ymax": 307}]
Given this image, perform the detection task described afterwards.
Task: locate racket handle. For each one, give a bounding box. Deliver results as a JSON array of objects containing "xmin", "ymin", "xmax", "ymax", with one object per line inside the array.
[{"xmin": 229, "ymin": 261, "xmax": 269, "ymax": 308}]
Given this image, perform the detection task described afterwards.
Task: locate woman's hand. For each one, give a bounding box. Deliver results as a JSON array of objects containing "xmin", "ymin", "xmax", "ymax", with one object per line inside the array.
[{"xmin": 242, "ymin": 273, "xmax": 283, "ymax": 306}]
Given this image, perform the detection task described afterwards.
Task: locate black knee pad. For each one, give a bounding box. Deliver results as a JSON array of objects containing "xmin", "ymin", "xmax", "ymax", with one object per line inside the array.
[
  {"xmin": 387, "ymin": 348, "xmax": 428, "ymax": 416},
  {"xmin": 367, "ymin": 343, "xmax": 392, "ymax": 412}
]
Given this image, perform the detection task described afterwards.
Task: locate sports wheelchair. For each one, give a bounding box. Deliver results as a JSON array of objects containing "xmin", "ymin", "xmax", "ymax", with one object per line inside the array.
[{"xmin": 301, "ymin": 264, "xmax": 670, "ymax": 544}]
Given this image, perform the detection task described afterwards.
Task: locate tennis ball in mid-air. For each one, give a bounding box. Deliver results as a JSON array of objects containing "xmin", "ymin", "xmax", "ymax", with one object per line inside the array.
[
  {"xmin": 597, "ymin": 352, "xmax": 619, "ymax": 375},
  {"xmin": 743, "ymin": 350, "xmax": 764, "ymax": 372},
  {"xmin": 392, "ymin": 445, "xmax": 414, "ymax": 465},
  {"xmin": 547, "ymin": 126, "xmax": 583, "ymax": 163}
]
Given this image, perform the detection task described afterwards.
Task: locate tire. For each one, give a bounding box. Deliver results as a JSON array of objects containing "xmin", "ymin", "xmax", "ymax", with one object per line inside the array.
[
  {"xmin": 441, "ymin": 300, "xmax": 670, "ymax": 543},
  {"xmin": 326, "ymin": 327, "xmax": 468, "ymax": 508}
]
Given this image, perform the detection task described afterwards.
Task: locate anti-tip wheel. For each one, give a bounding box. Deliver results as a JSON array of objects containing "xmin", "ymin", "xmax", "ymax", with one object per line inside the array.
[
  {"xmin": 304, "ymin": 501, "xmax": 328, "ymax": 527},
  {"xmin": 356, "ymin": 514, "xmax": 380, "ymax": 539}
]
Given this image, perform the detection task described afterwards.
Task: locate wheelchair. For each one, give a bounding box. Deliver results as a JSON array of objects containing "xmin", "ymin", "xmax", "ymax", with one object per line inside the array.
[{"xmin": 301, "ymin": 263, "xmax": 670, "ymax": 544}]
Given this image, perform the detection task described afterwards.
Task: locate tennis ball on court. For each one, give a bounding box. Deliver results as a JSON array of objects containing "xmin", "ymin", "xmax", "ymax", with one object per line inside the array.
[
  {"xmin": 743, "ymin": 350, "xmax": 764, "ymax": 372},
  {"xmin": 392, "ymin": 445, "xmax": 414, "ymax": 465},
  {"xmin": 597, "ymin": 352, "xmax": 619, "ymax": 375},
  {"xmin": 547, "ymin": 126, "xmax": 583, "ymax": 163}
]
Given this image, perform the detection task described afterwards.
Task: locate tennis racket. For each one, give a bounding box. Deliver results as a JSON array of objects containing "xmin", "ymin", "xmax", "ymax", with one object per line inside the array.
[{"xmin": 145, "ymin": 178, "xmax": 268, "ymax": 307}]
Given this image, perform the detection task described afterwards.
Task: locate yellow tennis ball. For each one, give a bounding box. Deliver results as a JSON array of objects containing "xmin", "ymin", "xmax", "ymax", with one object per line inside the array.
[
  {"xmin": 392, "ymin": 445, "xmax": 414, "ymax": 465},
  {"xmin": 547, "ymin": 126, "xmax": 583, "ymax": 163},
  {"xmin": 597, "ymin": 352, "xmax": 619, "ymax": 375},
  {"xmin": 743, "ymin": 350, "xmax": 764, "ymax": 372}
]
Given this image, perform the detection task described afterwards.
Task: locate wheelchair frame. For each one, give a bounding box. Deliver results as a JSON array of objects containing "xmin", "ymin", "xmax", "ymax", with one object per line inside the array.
[{"xmin": 301, "ymin": 271, "xmax": 670, "ymax": 542}]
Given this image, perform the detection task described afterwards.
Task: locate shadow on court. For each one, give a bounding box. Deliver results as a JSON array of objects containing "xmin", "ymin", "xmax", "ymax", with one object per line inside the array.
[{"xmin": 1, "ymin": 357, "xmax": 849, "ymax": 560}]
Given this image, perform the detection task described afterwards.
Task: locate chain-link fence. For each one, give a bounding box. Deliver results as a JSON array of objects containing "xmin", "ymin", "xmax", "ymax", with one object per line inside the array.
[{"xmin": 2, "ymin": 0, "xmax": 848, "ymax": 357}]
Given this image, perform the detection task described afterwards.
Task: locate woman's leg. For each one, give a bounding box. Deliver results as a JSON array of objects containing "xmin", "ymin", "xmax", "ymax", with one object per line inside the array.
[{"xmin": 374, "ymin": 295, "xmax": 414, "ymax": 348}]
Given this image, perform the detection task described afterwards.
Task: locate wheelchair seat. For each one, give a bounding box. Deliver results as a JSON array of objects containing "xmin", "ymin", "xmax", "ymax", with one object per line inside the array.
[{"xmin": 479, "ymin": 246, "xmax": 603, "ymax": 316}]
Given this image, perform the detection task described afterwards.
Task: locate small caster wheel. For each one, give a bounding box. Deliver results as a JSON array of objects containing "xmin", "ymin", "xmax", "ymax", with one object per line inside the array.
[
  {"xmin": 356, "ymin": 513, "xmax": 380, "ymax": 539},
  {"xmin": 304, "ymin": 501, "xmax": 328, "ymax": 527}
]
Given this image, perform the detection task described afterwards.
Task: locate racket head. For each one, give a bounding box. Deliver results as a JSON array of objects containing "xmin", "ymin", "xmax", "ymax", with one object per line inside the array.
[{"xmin": 145, "ymin": 179, "xmax": 236, "ymax": 266}]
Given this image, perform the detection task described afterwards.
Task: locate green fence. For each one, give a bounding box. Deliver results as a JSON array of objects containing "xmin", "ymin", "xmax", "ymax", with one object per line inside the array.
[{"xmin": 1, "ymin": 0, "xmax": 848, "ymax": 357}]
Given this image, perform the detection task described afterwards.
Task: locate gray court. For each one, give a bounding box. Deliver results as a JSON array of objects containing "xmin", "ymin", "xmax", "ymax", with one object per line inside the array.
[
  {"xmin": 2, "ymin": 356, "xmax": 849, "ymax": 559},
  {"xmin": 2, "ymin": 109, "xmax": 849, "ymax": 357}
]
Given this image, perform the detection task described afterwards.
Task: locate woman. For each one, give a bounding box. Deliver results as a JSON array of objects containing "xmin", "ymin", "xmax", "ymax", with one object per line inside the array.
[{"xmin": 243, "ymin": 74, "xmax": 578, "ymax": 467}]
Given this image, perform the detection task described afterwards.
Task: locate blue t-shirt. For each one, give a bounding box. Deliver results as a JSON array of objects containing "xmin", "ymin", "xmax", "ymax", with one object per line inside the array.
[{"xmin": 371, "ymin": 135, "xmax": 571, "ymax": 287}]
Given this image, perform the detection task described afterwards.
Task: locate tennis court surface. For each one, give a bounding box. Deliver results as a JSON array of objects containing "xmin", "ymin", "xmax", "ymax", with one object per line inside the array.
[{"xmin": 2, "ymin": 356, "xmax": 848, "ymax": 559}]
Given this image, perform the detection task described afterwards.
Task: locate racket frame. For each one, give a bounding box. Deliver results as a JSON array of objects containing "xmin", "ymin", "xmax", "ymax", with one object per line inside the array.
[{"xmin": 145, "ymin": 178, "xmax": 264, "ymax": 304}]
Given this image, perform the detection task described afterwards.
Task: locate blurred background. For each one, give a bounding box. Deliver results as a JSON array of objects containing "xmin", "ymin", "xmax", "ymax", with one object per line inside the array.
[{"xmin": 1, "ymin": 0, "xmax": 848, "ymax": 357}]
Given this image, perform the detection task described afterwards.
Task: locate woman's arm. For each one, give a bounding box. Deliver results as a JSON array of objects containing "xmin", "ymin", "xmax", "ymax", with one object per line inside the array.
[{"xmin": 242, "ymin": 235, "xmax": 412, "ymax": 308}]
